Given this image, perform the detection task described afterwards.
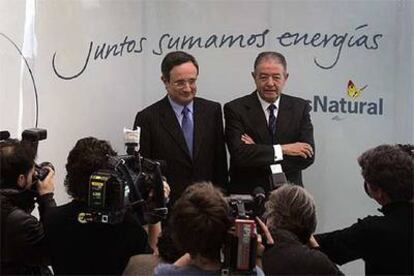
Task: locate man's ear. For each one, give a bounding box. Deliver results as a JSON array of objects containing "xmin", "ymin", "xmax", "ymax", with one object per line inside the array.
[
  {"xmin": 161, "ymin": 75, "xmax": 168, "ymax": 85},
  {"xmin": 285, "ymin": 72, "xmax": 289, "ymax": 80},
  {"xmin": 251, "ymin": 71, "xmax": 256, "ymax": 80},
  {"xmin": 365, "ymin": 182, "xmax": 388, "ymax": 204},
  {"xmin": 16, "ymin": 174, "xmax": 26, "ymax": 189}
]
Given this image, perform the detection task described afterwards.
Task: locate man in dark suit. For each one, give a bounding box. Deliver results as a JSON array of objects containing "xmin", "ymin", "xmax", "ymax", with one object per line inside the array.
[
  {"xmin": 224, "ymin": 52, "xmax": 314, "ymax": 194},
  {"xmin": 133, "ymin": 51, "xmax": 228, "ymax": 203}
]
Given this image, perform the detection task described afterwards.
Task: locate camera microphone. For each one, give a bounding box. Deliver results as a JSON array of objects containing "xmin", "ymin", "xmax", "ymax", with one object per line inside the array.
[
  {"xmin": 252, "ymin": 186, "xmax": 265, "ymax": 205},
  {"xmin": 0, "ymin": 131, "xmax": 10, "ymax": 140},
  {"xmin": 124, "ymin": 127, "xmax": 140, "ymax": 155},
  {"xmin": 270, "ymin": 164, "xmax": 288, "ymax": 190},
  {"xmin": 252, "ymin": 186, "xmax": 266, "ymax": 219}
]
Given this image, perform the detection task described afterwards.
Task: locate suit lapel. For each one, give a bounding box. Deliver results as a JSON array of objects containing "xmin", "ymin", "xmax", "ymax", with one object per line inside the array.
[
  {"xmin": 192, "ymin": 99, "xmax": 205, "ymax": 161},
  {"xmin": 275, "ymin": 95, "xmax": 293, "ymax": 141},
  {"xmin": 245, "ymin": 92, "xmax": 272, "ymax": 144},
  {"xmin": 159, "ymin": 97, "xmax": 191, "ymax": 159}
]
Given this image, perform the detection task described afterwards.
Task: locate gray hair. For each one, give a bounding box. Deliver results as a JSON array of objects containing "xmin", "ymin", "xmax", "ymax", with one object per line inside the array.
[
  {"xmin": 253, "ymin": 51, "xmax": 287, "ymax": 73},
  {"xmin": 265, "ymin": 184, "xmax": 317, "ymax": 243}
]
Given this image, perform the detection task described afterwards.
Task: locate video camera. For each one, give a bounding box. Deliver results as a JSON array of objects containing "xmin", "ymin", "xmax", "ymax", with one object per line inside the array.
[
  {"xmin": 222, "ymin": 187, "xmax": 266, "ymax": 275},
  {"xmin": 79, "ymin": 128, "xmax": 168, "ymax": 225},
  {"xmin": 0, "ymin": 128, "xmax": 54, "ymax": 191}
]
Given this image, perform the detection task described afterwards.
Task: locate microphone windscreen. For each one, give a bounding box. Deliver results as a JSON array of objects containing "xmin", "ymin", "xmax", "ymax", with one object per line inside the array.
[
  {"xmin": 252, "ymin": 186, "xmax": 265, "ymax": 199},
  {"xmin": 124, "ymin": 127, "xmax": 140, "ymax": 144},
  {"xmin": 0, "ymin": 131, "xmax": 10, "ymax": 140}
]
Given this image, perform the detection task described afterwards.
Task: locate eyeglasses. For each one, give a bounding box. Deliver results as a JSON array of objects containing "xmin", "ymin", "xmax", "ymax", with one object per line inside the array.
[
  {"xmin": 171, "ymin": 78, "xmax": 197, "ymax": 89},
  {"xmin": 257, "ymin": 74, "xmax": 284, "ymax": 83}
]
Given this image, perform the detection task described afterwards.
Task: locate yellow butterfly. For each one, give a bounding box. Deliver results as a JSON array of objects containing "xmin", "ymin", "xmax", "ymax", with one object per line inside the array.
[{"xmin": 347, "ymin": 80, "xmax": 367, "ymax": 100}]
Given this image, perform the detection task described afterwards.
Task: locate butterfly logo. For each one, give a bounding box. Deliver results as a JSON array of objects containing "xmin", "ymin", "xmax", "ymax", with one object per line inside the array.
[{"xmin": 347, "ymin": 80, "xmax": 367, "ymax": 100}]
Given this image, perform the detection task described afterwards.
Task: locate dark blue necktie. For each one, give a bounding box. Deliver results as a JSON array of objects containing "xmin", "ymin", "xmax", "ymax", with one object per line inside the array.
[
  {"xmin": 181, "ymin": 106, "xmax": 193, "ymax": 157},
  {"xmin": 268, "ymin": 104, "xmax": 277, "ymax": 144}
]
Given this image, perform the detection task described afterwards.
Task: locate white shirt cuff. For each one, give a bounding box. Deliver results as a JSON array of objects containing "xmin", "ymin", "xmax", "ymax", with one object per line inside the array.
[{"xmin": 273, "ymin": 144, "xmax": 283, "ymax": 162}]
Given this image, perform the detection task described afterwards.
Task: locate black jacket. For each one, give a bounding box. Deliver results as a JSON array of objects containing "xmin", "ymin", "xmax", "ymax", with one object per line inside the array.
[
  {"xmin": 263, "ymin": 229, "xmax": 342, "ymax": 275},
  {"xmin": 134, "ymin": 96, "xmax": 228, "ymax": 202},
  {"xmin": 0, "ymin": 188, "xmax": 56, "ymax": 275},
  {"xmin": 315, "ymin": 202, "xmax": 414, "ymax": 275},
  {"xmin": 44, "ymin": 200, "xmax": 150, "ymax": 275},
  {"xmin": 224, "ymin": 93, "xmax": 315, "ymax": 194}
]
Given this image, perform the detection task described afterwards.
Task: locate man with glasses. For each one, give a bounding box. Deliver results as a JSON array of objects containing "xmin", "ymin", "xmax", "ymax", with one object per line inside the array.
[
  {"xmin": 133, "ymin": 51, "xmax": 228, "ymax": 204},
  {"xmin": 224, "ymin": 51, "xmax": 315, "ymax": 194}
]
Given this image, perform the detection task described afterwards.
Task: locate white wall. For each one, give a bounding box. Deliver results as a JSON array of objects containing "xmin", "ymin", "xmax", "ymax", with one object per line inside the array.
[{"xmin": 1, "ymin": 1, "xmax": 413, "ymax": 274}]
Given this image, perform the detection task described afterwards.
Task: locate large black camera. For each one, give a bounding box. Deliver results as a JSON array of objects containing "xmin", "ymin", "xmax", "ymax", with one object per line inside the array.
[
  {"xmin": 222, "ymin": 187, "xmax": 266, "ymax": 275},
  {"xmin": 79, "ymin": 129, "xmax": 168, "ymax": 225},
  {"xmin": 0, "ymin": 128, "xmax": 53, "ymax": 191}
]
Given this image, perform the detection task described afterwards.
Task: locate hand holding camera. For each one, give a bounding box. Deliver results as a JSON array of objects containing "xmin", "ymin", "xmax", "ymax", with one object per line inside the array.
[{"xmin": 35, "ymin": 163, "xmax": 55, "ymax": 196}]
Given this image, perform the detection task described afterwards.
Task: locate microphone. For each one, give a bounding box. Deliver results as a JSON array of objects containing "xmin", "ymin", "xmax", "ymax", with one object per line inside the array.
[
  {"xmin": 252, "ymin": 186, "xmax": 265, "ymax": 206},
  {"xmin": 124, "ymin": 127, "xmax": 140, "ymax": 155},
  {"xmin": 270, "ymin": 164, "xmax": 288, "ymax": 190},
  {"xmin": 0, "ymin": 131, "xmax": 10, "ymax": 140},
  {"xmin": 252, "ymin": 186, "xmax": 266, "ymax": 218}
]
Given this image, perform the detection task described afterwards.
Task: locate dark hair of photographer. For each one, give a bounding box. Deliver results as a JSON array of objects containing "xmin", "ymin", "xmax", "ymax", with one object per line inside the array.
[
  {"xmin": 157, "ymin": 226, "xmax": 185, "ymax": 263},
  {"xmin": 64, "ymin": 136, "xmax": 116, "ymax": 201},
  {"xmin": 262, "ymin": 184, "xmax": 342, "ymax": 275},
  {"xmin": 0, "ymin": 139, "xmax": 35, "ymax": 189},
  {"xmin": 358, "ymin": 144, "xmax": 414, "ymax": 202},
  {"xmin": 169, "ymin": 182, "xmax": 231, "ymax": 262}
]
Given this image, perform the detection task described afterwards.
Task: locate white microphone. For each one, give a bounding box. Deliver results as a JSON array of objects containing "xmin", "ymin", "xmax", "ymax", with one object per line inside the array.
[
  {"xmin": 270, "ymin": 164, "xmax": 288, "ymax": 190},
  {"xmin": 123, "ymin": 127, "xmax": 140, "ymax": 155}
]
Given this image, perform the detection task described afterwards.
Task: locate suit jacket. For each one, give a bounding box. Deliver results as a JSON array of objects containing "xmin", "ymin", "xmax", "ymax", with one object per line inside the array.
[
  {"xmin": 224, "ymin": 92, "xmax": 314, "ymax": 194},
  {"xmin": 133, "ymin": 96, "xmax": 228, "ymax": 202}
]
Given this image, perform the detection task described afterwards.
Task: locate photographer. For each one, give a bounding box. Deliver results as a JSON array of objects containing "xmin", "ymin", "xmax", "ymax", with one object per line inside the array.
[
  {"xmin": 311, "ymin": 144, "xmax": 414, "ymax": 275},
  {"xmin": 0, "ymin": 139, "xmax": 56, "ymax": 275},
  {"xmin": 44, "ymin": 137, "xmax": 152, "ymax": 275},
  {"xmin": 154, "ymin": 182, "xmax": 265, "ymax": 275},
  {"xmin": 260, "ymin": 184, "xmax": 342, "ymax": 275}
]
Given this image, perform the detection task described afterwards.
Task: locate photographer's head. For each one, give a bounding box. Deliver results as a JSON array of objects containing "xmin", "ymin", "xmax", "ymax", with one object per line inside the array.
[
  {"xmin": 265, "ymin": 184, "xmax": 317, "ymax": 244},
  {"xmin": 65, "ymin": 137, "xmax": 116, "ymax": 201},
  {"xmin": 170, "ymin": 182, "xmax": 231, "ymax": 262},
  {"xmin": 0, "ymin": 139, "xmax": 35, "ymax": 190},
  {"xmin": 358, "ymin": 144, "xmax": 414, "ymax": 204}
]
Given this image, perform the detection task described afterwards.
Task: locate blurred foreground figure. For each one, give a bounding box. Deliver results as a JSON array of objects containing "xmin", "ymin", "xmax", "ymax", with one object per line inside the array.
[{"xmin": 313, "ymin": 144, "xmax": 414, "ymax": 275}]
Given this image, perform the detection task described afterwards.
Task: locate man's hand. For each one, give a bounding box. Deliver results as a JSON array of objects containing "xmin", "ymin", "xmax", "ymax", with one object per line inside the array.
[
  {"xmin": 281, "ymin": 142, "xmax": 313, "ymax": 158},
  {"xmin": 307, "ymin": 234, "xmax": 320, "ymax": 248},
  {"xmin": 163, "ymin": 180, "xmax": 171, "ymax": 200},
  {"xmin": 256, "ymin": 217, "xmax": 274, "ymax": 250},
  {"xmin": 174, "ymin": 253, "xmax": 191, "ymax": 267},
  {"xmin": 145, "ymin": 222, "xmax": 161, "ymax": 253},
  {"xmin": 37, "ymin": 167, "xmax": 55, "ymax": 196},
  {"xmin": 148, "ymin": 179, "xmax": 170, "ymax": 201},
  {"xmin": 255, "ymin": 217, "xmax": 274, "ymax": 268},
  {"xmin": 241, "ymin": 133, "xmax": 255, "ymax": 145}
]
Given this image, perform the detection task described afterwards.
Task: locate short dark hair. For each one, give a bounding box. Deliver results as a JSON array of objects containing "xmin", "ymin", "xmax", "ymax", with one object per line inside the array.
[
  {"xmin": 358, "ymin": 144, "xmax": 414, "ymax": 202},
  {"xmin": 253, "ymin": 51, "xmax": 287, "ymax": 73},
  {"xmin": 161, "ymin": 51, "xmax": 199, "ymax": 81},
  {"xmin": 169, "ymin": 182, "xmax": 230, "ymax": 261},
  {"xmin": 397, "ymin": 144, "xmax": 414, "ymax": 158},
  {"xmin": 0, "ymin": 139, "xmax": 35, "ymax": 188},
  {"xmin": 64, "ymin": 137, "xmax": 116, "ymax": 201},
  {"xmin": 156, "ymin": 226, "xmax": 185, "ymax": 263},
  {"xmin": 265, "ymin": 184, "xmax": 317, "ymax": 244}
]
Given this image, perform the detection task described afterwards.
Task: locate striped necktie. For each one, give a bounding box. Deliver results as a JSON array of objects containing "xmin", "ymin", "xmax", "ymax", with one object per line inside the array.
[{"xmin": 268, "ymin": 104, "xmax": 277, "ymax": 144}]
